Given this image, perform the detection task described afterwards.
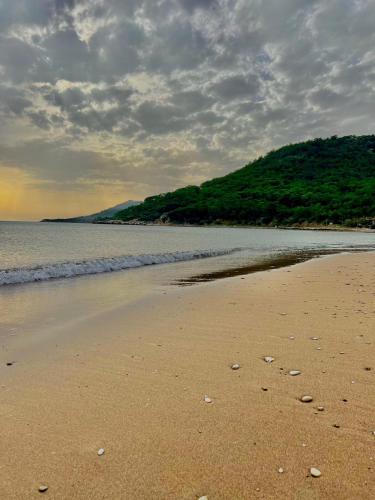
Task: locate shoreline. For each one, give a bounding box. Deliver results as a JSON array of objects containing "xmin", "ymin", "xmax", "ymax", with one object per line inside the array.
[
  {"xmin": 38, "ymin": 218, "xmax": 375, "ymax": 233},
  {"xmin": 1, "ymin": 252, "xmax": 375, "ymax": 498}
]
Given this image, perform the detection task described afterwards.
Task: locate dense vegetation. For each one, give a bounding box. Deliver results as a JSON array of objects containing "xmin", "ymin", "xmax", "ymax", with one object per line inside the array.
[{"xmin": 115, "ymin": 136, "xmax": 375, "ymax": 227}]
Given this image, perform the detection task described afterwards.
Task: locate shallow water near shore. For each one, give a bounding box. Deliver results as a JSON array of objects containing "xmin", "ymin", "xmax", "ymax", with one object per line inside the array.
[{"xmin": 0, "ymin": 222, "xmax": 374, "ymax": 354}]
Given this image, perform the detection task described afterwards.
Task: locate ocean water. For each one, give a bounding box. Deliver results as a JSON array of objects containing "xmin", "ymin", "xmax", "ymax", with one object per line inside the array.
[
  {"xmin": 0, "ymin": 221, "xmax": 374, "ymax": 286},
  {"xmin": 0, "ymin": 222, "xmax": 374, "ymax": 354}
]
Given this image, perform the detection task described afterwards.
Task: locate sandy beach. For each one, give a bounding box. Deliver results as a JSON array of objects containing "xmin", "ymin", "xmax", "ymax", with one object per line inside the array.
[{"xmin": 1, "ymin": 252, "xmax": 374, "ymax": 499}]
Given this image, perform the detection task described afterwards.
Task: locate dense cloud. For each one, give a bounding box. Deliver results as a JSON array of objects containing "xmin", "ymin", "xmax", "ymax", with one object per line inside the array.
[{"xmin": 0, "ymin": 0, "xmax": 374, "ymax": 218}]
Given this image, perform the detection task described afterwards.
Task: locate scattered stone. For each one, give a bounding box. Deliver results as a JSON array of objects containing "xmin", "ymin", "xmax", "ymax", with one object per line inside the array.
[
  {"xmin": 6, "ymin": 362, "xmax": 13, "ymax": 366},
  {"xmin": 310, "ymin": 467, "xmax": 321, "ymax": 478},
  {"xmin": 300, "ymin": 395, "xmax": 313, "ymax": 403},
  {"xmin": 97, "ymin": 448, "xmax": 105, "ymax": 456},
  {"xmin": 342, "ymin": 399, "xmax": 348, "ymax": 403},
  {"xmin": 198, "ymin": 496, "xmax": 208, "ymax": 500},
  {"xmin": 289, "ymin": 370, "xmax": 301, "ymax": 376},
  {"xmin": 371, "ymin": 431, "xmax": 375, "ymax": 436},
  {"xmin": 203, "ymin": 395, "xmax": 212, "ymax": 403},
  {"xmin": 231, "ymin": 363, "xmax": 240, "ymax": 370},
  {"xmin": 261, "ymin": 387, "xmax": 268, "ymax": 391},
  {"xmin": 316, "ymin": 347, "xmax": 321, "ymax": 350},
  {"xmin": 264, "ymin": 356, "xmax": 275, "ymax": 363},
  {"xmin": 38, "ymin": 485, "xmax": 48, "ymax": 493},
  {"xmin": 364, "ymin": 367, "xmax": 372, "ymax": 371},
  {"xmin": 333, "ymin": 424, "xmax": 340, "ymax": 428},
  {"xmin": 278, "ymin": 467, "xmax": 284, "ymax": 473},
  {"xmin": 317, "ymin": 406, "xmax": 325, "ymax": 411},
  {"xmin": 289, "ymin": 336, "xmax": 295, "ymax": 340},
  {"xmin": 310, "ymin": 337, "xmax": 319, "ymax": 341}
]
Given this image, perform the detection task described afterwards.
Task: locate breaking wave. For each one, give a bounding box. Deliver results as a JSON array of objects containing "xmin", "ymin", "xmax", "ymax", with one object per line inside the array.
[{"xmin": 0, "ymin": 248, "xmax": 240, "ymax": 286}]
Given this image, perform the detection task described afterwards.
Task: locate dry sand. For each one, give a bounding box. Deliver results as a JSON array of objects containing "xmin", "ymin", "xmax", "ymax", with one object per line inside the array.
[{"xmin": 0, "ymin": 252, "xmax": 374, "ymax": 499}]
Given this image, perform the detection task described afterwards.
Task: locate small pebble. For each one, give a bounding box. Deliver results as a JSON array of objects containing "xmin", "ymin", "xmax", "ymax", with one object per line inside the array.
[
  {"xmin": 310, "ymin": 467, "xmax": 321, "ymax": 478},
  {"xmin": 203, "ymin": 395, "xmax": 212, "ymax": 403},
  {"xmin": 38, "ymin": 485, "xmax": 48, "ymax": 493},
  {"xmin": 261, "ymin": 387, "xmax": 268, "ymax": 391},
  {"xmin": 289, "ymin": 370, "xmax": 301, "ymax": 376},
  {"xmin": 310, "ymin": 337, "xmax": 319, "ymax": 341},
  {"xmin": 231, "ymin": 363, "xmax": 240, "ymax": 370},
  {"xmin": 97, "ymin": 448, "xmax": 105, "ymax": 456},
  {"xmin": 333, "ymin": 424, "xmax": 340, "ymax": 428},
  {"xmin": 6, "ymin": 362, "xmax": 13, "ymax": 366},
  {"xmin": 317, "ymin": 406, "xmax": 325, "ymax": 411},
  {"xmin": 289, "ymin": 336, "xmax": 295, "ymax": 340},
  {"xmin": 300, "ymin": 395, "xmax": 313, "ymax": 403},
  {"xmin": 198, "ymin": 496, "xmax": 208, "ymax": 500},
  {"xmin": 278, "ymin": 467, "xmax": 284, "ymax": 473},
  {"xmin": 264, "ymin": 356, "xmax": 275, "ymax": 363}
]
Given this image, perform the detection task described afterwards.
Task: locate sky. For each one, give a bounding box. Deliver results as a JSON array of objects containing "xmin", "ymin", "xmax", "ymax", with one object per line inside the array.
[{"xmin": 0, "ymin": 0, "xmax": 374, "ymax": 220}]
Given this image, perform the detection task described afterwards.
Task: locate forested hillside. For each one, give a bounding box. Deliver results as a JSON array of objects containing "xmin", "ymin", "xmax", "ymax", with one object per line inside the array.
[{"xmin": 115, "ymin": 136, "xmax": 375, "ymax": 227}]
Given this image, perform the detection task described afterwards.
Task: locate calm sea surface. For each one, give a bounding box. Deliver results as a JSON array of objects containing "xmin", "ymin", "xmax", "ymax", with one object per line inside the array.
[
  {"xmin": 1, "ymin": 221, "xmax": 374, "ymax": 283},
  {"xmin": 0, "ymin": 221, "xmax": 374, "ymax": 350}
]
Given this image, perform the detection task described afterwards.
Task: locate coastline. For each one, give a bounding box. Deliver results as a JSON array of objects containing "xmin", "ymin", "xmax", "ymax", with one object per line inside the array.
[
  {"xmin": 94, "ymin": 220, "xmax": 375, "ymax": 233},
  {"xmin": 1, "ymin": 252, "xmax": 375, "ymax": 499},
  {"xmin": 38, "ymin": 218, "xmax": 375, "ymax": 233}
]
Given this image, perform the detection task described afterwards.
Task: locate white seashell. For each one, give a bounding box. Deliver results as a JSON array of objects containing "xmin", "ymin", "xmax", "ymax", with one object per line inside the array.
[
  {"xmin": 289, "ymin": 370, "xmax": 301, "ymax": 376},
  {"xmin": 300, "ymin": 395, "xmax": 313, "ymax": 403},
  {"xmin": 231, "ymin": 363, "xmax": 240, "ymax": 370},
  {"xmin": 203, "ymin": 395, "xmax": 212, "ymax": 403},
  {"xmin": 264, "ymin": 356, "xmax": 275, "ymax": 363},
  {"xmin": 97, "ymin": 448, "xmax": 105, "ymax": 456},
  {"xmin": 310, "ymin": 467, "xmax": 321, "ymax": 477}
]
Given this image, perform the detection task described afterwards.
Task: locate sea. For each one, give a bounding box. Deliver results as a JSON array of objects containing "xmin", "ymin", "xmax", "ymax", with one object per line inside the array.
[{"xmin": 0, "ymin": 221, "xmax": 374, "ymax": 350}]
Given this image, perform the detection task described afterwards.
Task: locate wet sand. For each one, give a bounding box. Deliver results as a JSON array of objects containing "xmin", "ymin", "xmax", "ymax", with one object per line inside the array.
[{"xmin": 0, "ymin": 252, "xmax": 374, "ymax": 499}]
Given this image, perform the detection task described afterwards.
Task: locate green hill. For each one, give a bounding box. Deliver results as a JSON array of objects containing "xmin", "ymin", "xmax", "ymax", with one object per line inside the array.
[{"xmin": 115, "ymin": 135, "xmax": 375, "ymax": 227}]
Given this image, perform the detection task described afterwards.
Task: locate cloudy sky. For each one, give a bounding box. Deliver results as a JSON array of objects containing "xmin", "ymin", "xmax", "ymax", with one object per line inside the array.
[{"xmin": 0, "ymin": 0, "xmax": 374, "ymax": 220}]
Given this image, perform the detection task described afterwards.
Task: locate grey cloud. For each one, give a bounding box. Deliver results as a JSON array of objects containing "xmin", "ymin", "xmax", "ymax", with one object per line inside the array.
[
  {"xmin": 0, "ymin": 0, "xmax": 55, "ymax": 30},
  {"xmin": 134, "ymin": 101, "xmax": 191, "ymax": 135},
  {"xmin": 0, "ymin": 36, "xmax": 41, "ymax": 83},
  {"xmin": 0, "ymin": 139, "xmax": 121, "ymax": 183},
  {"xmin": 195, "ymin": 110, "xmax": 224, "ymax": 126},
  {"xmin": 0, "ymin": 0, "xmax": 375, "ymax": 210},
  {"xmin": 27, "ymin": 111, "xmax": 52, "ymax": 130},
  {"xmin": 171, "ymin": 90, "xmax": 214, "ymax": 113},
  {"xmin": 179, "ymin": 0, "xmax": 217, "ymax": 13},
  {"xmin": 0, "ymin": 86, "xmax": 32, "ymax": 115},
  {"xmin": 209, "ymin": 74, "xmax": 260, "ymax": 101},
  {"xmin": 309, "ymin": 88, "xmax": 346, "ymax": 109}
]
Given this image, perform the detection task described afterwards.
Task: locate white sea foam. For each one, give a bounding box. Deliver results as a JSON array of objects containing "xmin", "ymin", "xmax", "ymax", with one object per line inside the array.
[{"xmin": 0, "ymin": 248, "xmax": 240, "ymax": 286}]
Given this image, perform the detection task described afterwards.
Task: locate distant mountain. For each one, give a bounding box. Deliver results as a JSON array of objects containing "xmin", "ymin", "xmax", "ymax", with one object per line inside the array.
[
  {"xmin": 114, "ymin": 135, "xmax": 375, "ymax": 228},
  {"xmin": 42, "ymin": 200, "xmax": 141, "ymax": 223}
]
